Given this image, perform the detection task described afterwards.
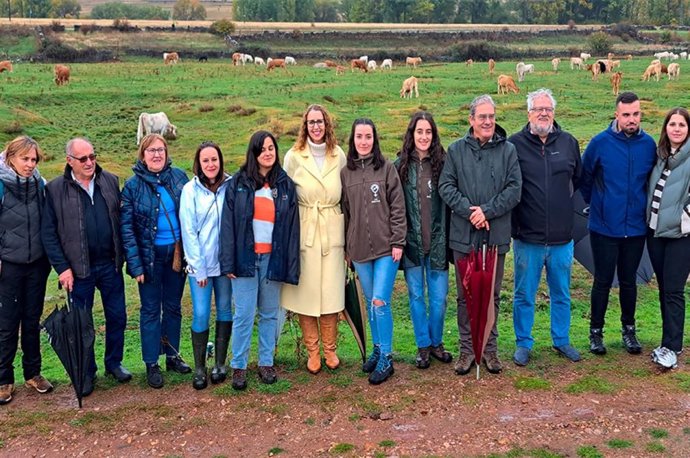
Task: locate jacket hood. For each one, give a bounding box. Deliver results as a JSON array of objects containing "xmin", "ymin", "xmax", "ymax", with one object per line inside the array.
[
  {"xmin": 517, "ymin": 120, "xmax": 564, "ymax": 146},
  {"xmin": 0, "ymin": 151, "xmax": 43, "ymax": 187},
  {"xmin": 192, "ymin": 173, "xmax": 231, "ymax": 192},
  {"xmin": 463, "ymin": 123, "xmax": 508, "ymax": 150},
  {"xmin": 605, "ymin": 120, "xmax": 648, "ymax": 141},
  {"xmin": 665, "ymin": 138, "xmax": 690, "ymax": 170},
  {"xmin": 132, "ymin": 158, "xmax": 174, "ymax": 184}
]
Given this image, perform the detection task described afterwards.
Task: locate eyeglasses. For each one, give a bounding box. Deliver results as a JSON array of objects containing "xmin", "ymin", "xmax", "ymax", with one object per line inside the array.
[
  {"xmin": 68, "ymin": 154, "xmax": 97, "ymax": 163},
  {"xmin": 530, "ymin": 107, "xmax": 555, "ymax": 114},
  {"xmin": 474, "ymin": 114, "xmax": 495, "ymax": 121},
  {"xmin": 307, "ymin": 119, "xmax": 325, "ymax": 127},
  {"xmin": 145, "ymin": 147, "xmax": 166, "ymax": 156}
]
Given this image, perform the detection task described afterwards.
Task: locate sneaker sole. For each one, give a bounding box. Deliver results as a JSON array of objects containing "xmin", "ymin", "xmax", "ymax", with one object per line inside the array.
[{"xmin": 25, "ymin": 383, "xmax": 54, "ymax": 394}]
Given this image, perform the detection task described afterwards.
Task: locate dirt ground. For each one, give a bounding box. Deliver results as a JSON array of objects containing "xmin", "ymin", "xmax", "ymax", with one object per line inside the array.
[{"xmin": 1, "ymin": 352, "xmax": 689, "ymax": 458}]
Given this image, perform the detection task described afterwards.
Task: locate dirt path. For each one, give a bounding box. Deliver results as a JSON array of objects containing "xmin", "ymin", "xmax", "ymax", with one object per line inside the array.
[{"xmin": 1, "ymin": 354, "xmax": 689, "ymax": 457}]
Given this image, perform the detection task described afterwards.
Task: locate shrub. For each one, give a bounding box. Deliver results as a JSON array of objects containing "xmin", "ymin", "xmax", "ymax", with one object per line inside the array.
[
  {"xmin": 199, "ymin": 104, "xmax": 214, "ymax": 113},
  {"xmin": 209, "ymin": 19, "xmax": 235, "ymax": 36},
  {"xmin": 588, "ymin": 31, "xmax": 612, "ymax": 55},
  {"xmin": 2, "ymin": 121, "xmax": 23, "ymax": 135},
  {"xmin": 660, "ymin": 30, "xmax": 672, "ymax": 43},
  {"xmin": 567, "ymin": 19, "xmax": 576, "ymax": 30},
  {"xmin": 80, "ymin": 23, "xmax": 99, "ymax": 34},
  {"xmin": 50, "ymin": 21, "xmax": 65, "ymax": 32},
  {"xmin": 112, "ymin": 19, "xmax": 136, "ymax": 32}
]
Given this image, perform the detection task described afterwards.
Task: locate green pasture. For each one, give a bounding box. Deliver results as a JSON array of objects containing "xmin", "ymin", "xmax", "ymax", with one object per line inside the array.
[{"xmin": 1, "ymin": 55, "xmax": 689, "ymax": 395}]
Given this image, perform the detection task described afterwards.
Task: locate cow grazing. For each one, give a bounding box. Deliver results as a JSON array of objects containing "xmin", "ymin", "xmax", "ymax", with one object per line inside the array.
[
  {"xmin": 681, "ymin": 52, "xmax": 688, "ymax": 60},
  {"xmin": 163, "ymin": 52, "xmax": 179, "ymax": 65},
  {"xmin": 254, "ymin": 57, "xmax": 265, "ymax": 66},
  {"xmin": 313, "ymin": 62, "xmax": 328, "ymax": 68},
  {"xmin": 497, "ymin": 74, "xmax": 519, "ymax": 95},
  {"xmin": 0, "ymin": 60, "xmax": 13, "ymax": 73},
  {"xmin": 232, "ymin": 52, "xmax": 242, "ymax": 66},
  {"xmin": 516, "ymin": 62, "xmax": 534, "ymax": 82},
  {"xmin": 590, "ymin": 60, "xmax": 608, "ymax": 80},
  {"xmin": 367, "ymin": 60, "xmax": 377, "ymax": 71},
  {"xmin": 607, "ymin": 52, "xmax": 615, "ymax": 60},
  {"xmin": 406, "ymin": 57, "xmax": 422, "ymax": 68},
  {"xmin": 137, "ymin": 112, "xmax": 177, "ymax": 145},
  {"xmin": 267, "ymin": 59, "xmax": 287, "ymax": 72},
  {"xmin": 381, "ymin": 59, "xmax": 393, "ymax": 70},
  {"xmin": 551, "ymin": 57, "xmax": 561, "ymax": 72},
  {"xmin": 324, "ymin": 60, "xmax": 338, "ymax": 68},
  {"xmin": 654, "ymin": 51, "xmax": 671, "ymax": 60},
  {"xmin": 488, "ymin": 58, "xmax": 495, "ymax": 75},
  {"xmin": 580, "ymin": 52, "xmax": 591, "ymax": 61},
  {"xmin": 54, "ymin": 64, "xmax": 70, "ymax": 86},
  {"xmin": 240, "ymin": 54, "xmax": 253, "ymax": 64},
  {"xmin": 198, "ymin": 55, "xmax": 208, "ymax": 63},
  {"xmin": 359, "ymin": 55, "xmax": 368, "ymax": 64},
  {"xmin": 400, "ymin": 76, "xmax": 419, "ymax": 99},
  {"xmin": 335, "ymin": 65, "xmax": 345, "ymax": 75},
  {"xmin": 668, "ymin": 62, "xmax": 680, "ymax": 80},
  {"xmin": 466, "ymin": 58, "xmax": 474, "ymax": 66},
  {"xmin": 570, "ymin": 57, "xmax": 584, "ymax": 70},
  {"xmin": 626, "ymin": 54, "xmax": 634, "ymax": 60},
  {"xmin": 285, "ymin": 56, "xmax": 296, "ymax": 65},
  {"xmin": 610, "ymin": 71, "xmax": 622, "ymax": 95},
  {"xmin": 350, "ymin": 59, "xmax": 368, "ymax": 73},
  {"xmin": 642, "ymin": 62, "xmax": 662, "ymax": 82}
]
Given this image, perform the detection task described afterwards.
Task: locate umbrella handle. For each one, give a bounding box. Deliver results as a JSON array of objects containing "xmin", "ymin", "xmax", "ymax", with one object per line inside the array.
[{"xmin": 66, "ymin": 290, "xmax": 73, "ymax": 313}]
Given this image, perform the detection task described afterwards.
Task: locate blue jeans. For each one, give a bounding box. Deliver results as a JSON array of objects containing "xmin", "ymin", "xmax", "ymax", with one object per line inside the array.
[
  {"xmin": 189, "ymin": 275, "xmax": 233, "ymax": 332},
  {"xmin": 403, "ymin": 255, "xmax": 449, "ymax": 348},
  {"xmin": 231, "ymin": 254, "xmax": 281, "ymax": 369},
  {"xmin": 70, "ymin": 260, "xmax": 127, "ymax": 376},
  {"xmin": 513, "ymin": 240, "xmax": 574, "ymax": 349},
  {"xmin": 137, "ymin": 244, "xmax": 186, "ymax": 364},
  {"xmin": 353, "ymin": 255, "xmax": 399, "ymax": 356}
]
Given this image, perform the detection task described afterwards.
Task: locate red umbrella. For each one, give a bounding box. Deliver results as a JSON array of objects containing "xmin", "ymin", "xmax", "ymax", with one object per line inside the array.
[{"xmin": 456, "ymin": 236, "xmax": 498, "ymax": 379}]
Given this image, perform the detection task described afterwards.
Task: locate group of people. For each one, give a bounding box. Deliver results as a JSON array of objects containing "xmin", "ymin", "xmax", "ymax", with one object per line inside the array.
[{"xmin": 1, "ymin": 89, "xmax": 689, "ymax": 405}]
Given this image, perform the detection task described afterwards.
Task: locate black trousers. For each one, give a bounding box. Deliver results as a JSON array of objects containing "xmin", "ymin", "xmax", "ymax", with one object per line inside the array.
[
  {"xmin": 646, "ymin": 231, "xmax": 690, "ymax": 353},
  {"xmin": 0, "ymin": 257, "xmax": 51, "ymax": 385},
  {"xmin": 589, "ymin": 231, "xmax": 646, "ymax": 329}
]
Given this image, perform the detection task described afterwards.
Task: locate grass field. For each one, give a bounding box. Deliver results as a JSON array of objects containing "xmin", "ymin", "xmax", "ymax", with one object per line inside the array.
[{"xmin": 1, "ymin": 54, "xmax": 689, "ymax": 385}]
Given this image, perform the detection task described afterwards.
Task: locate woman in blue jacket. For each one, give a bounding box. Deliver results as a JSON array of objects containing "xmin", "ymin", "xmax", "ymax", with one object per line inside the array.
[
  {"xmin": 219, "ymin": 131, "xmax": 299, "ymax": 391},
  {"xmin": 121, "ymin": 134, "xmax": 190, "ymax": 389},
  {"xmin": 180, "ymin": 141, "xmax": 232, "ymax": 390},
  {"xmin": 646, "ymin": 107, "xmax": 690, "ymax": 369}
]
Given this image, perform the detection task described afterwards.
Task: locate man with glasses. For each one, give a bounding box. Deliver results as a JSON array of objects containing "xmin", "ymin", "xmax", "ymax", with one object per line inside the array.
[
  {"xmin": 42, "ymin": 137, "xmax": 130, "ymax": 396},
  {"xmin": 508, "ymin": 88, "xmax": 582, "ymax": 366},
  {"xmin": 580, "ymin": 92, "xmax": 657, "ymax": 356},
  {"xmin": 439, "ymin": 94, "xmax": 522, "ymax": 376}
]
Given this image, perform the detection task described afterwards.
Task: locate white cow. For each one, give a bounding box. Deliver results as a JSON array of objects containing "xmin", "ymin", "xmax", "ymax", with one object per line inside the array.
[
  {"xmin": 254, "ymin": 57, "xmax": 265, "ymax": 66},
  {"xmin": 240, "ymin": 53, "xmax": 253, "ymax": 64},
  {"xmin": 137, "ymin": 112, "xmax": 178, "ymax": 145},
  {"xmin": 516, "ymin": 62, "xmax": 534, "ymax": 82},
  {"xmin": 668, "ymin": 62, "xmax": 680, "ymax": 80},
  {"xmin": 654, "ymin": 51, "xmax": 671, "ymax": 60},
  {"xmin": 551, "ymin": 57, "xmax": 561, "ymax": 71},
  {"xmin": 266, "ymin": 57, "xmax": 273, "ymax": 66},
  {"xmin": 681, "ymin": 51, "xmax": 688, "ymax": 60},
  {"xmin": 580, "ymin": 52, "xmax": 591, "ymax": 61},
  {"xmin": 367, "ymin": 60, "xmax": 377, "ymax": 71},
  {"xmin": 285, "ymin": 56, "xmax": 296, "ymax": 65},
  {"xmin": 570, "ymin": 57, "xmax": 584, "ymax": 70},
  {"xmin": 381, "ymin": 58, "xmax": 393, "ymax": 70},
  {"xmin": 359, "ymin": 55, "xmax": 368, "ymax": 64}
]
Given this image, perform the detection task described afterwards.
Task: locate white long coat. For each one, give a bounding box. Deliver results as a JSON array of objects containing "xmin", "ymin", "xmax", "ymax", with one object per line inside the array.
[{"xmin": 280, "ymin": 144, "xmax": 347, "ymax": 316}]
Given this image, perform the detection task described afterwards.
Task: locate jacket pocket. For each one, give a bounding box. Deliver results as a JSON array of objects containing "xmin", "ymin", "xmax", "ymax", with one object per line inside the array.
[{"xmin": 328, "ymin": 213, "xmax": 345, "ymax": 248}]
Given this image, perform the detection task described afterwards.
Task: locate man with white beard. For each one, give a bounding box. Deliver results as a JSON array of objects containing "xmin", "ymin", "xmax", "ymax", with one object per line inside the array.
[{"xmin": 508, "ymin": 88, "xmax": 583, "ymax": 367}]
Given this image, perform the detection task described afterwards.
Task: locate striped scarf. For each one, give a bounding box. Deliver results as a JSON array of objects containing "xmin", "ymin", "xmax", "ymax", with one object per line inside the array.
[{"xmin": 649, "ymin": 166, "xmax": 671, "ymax": 231}]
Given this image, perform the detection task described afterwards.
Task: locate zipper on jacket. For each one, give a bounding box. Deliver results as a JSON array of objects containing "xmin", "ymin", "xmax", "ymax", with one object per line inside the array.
[
  {"xmin": 25, "ymin": 180, "xmax": 32, "ymax": 262},
  {"xmin": 543, "ymin": 144, "xmax": 550, "ymax": 244}
]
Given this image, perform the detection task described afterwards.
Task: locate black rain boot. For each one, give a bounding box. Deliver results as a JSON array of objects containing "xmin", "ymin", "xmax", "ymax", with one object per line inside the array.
[
  {"xmin": 589, "ymin": 328, "xmax": 607, "ymax": 355},
  {"xmin": 211, "ymin": 321, "xmax": 232, "ymax": 384},
  {"xmin": 191, "ymin": 329, "xmax": 209, "ymax": 390}
]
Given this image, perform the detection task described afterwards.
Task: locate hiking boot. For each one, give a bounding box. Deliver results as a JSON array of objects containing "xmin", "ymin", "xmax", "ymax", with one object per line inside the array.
[
  {"xmin": 430, "ymin": 343, "xmax": 453, "ymax": 363},
  {"xmin": 362, "ymin": 345, "xmax": 381, "ymax": 373},
  {"xmin": 589, "ymin": 328, "xmax": 607, "ymax": 355},
  {"xmin": 482, "ymin": 351, "xmax": 503, "ymax": 374},
  {"xmin": 553, "ymin": 344, "xmax": 581, "ymax": 362},
  {"xmin": 651, "ymin": 346, "xmax": 678, "ymax": 369},
  {"xmin": 416, "ymin": 346, "xmax": 431, "ymax": 369},
  {"xmin": 622, "ymin": 325, "xmax": 642, "ymax": 354},
  {"xmin": 146, "ymin": 364, "xmax": 164, "ymax": 389},
  {"xmin": 166, "ymin": 355, "xmax": 192, "ymax": 374},
  {"xmin": 513, "ymin": 346, "xmax": 531, "ymax": 366},
  {"xmin": 105, "ymin": 365, "xmax": 132, "ymax": 383},
  {"xmin": 232, "ymin": 369, "xmax": 247, "ymax": 390},
  {"xmin": 454, "ymin": 352, "xmax": 475, "ymax": 376},
  {"xmin": 368, "ymin": 354, "xmax": 394, "ymax": 385},
  {"xmin": 258, "ymin": 366, "xmax": 278, "ymax": 384},
  {"xmin": 0, "ymin": 384, "xmax": 14, "ymax": 405},
  {"xmin": 25, "ymin": 375, "xmax": 54, "ymax": 393}
]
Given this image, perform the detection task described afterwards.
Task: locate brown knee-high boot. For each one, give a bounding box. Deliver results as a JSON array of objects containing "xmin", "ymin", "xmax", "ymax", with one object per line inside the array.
[
  {"xmin": 320, "ymin": 313, "xmax": 340, "ymax": 370},
  {"xmin": 298, "ymin": 314, "xmax": 321, "ymax": 374}
]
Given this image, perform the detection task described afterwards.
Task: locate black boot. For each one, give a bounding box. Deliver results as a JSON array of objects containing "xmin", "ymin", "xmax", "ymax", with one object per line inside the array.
[
  {"xmin": 211, "ymin": 321, "xmax": 232, "ymax": 384},
  {"xmin": 622, "ymin": 325, "xmax": 642, "ymax": 354},
  {"xmin": 191, "ymin": 329, "xmax": 209, "ymax": 390},
  {"xmin": 589, "ymin": 328, "xmax": 607, "ymax": 355}
]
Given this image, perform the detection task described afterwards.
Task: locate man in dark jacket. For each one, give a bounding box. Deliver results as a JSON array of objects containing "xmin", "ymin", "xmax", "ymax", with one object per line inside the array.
[
  {"xmin": 41, "ymin": 138, "xmax": 131, "ymax": 396},
  {"xmin": 509, "ymin": 88, "xmax": 582, "ymax": 367},
  {"xmin": 580, "ymin": 92, "xmax": 657, "ymax": 356},
  {"xmin": 439, "ymin": 94, "xmax": 522, "ymax": 376}
]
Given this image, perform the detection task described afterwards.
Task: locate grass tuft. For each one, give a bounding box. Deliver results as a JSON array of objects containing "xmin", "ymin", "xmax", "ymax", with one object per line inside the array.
[
  {"xmin": 255, "ymin": 379, "xmax": 292, "ymax": 394},
  {"xmin": 565, "ymin": 375, "xmax": 615, "ymax": 394},
  {"xmin": 645, "ymin": 442, "xmax": 665, "ymax": 453},
  {"xmin": 576, "ymin": 445, "xmax": 603, "ymax": 458},
  {"xmin": 199, "ymin": 104, "xmax": 214, "ymax": 112},
  {"xmin": 606, "ymin": 438, "xmax": 633, "ymax": 448},
  {"xmin": 328, "ymin": 374, "xmax": 353, "ymax": 388},
  {"xmin": 330, "ymin": 443, "xmax": 355, "ymax": 454},
  {"xmin": 2, "ymin": 121, "xmax": 23, "ymax": 135},
  {"xmin": 378, "ymin": 439, "xmax": 396, "ymax": 447},
  {"xmin": 647, "ymin": 428, "xmax": 668, "ymax": 439},
  {"xmin": 514, "ymin": 376, "xmax": 551, "ymax": 391},
  {"xmin": 673, "ymin": 372, "xmax": 690, "ymax": 392},
  {"xmin": 268, "ymin": 447, "xmax": 284, "ymax": 455}
]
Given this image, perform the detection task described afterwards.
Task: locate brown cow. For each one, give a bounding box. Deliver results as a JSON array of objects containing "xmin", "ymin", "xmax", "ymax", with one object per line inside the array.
[
  {"xmin": 232, "ymin": 52, "xmax": 242, "ymax": 66},
  {"xmin": 400, "ymin": 76, "xmax": 419, "ymax": 99},
  {"xmin": 610, "ymin": 71, "xmax": 622, "ymax": 95},
  {"xmin": 488, "ymin": 58, "xmax": 495, "ymax": 75},
  {"xmin": 0, "ymin": 60, "xmax": 13, "ymax": 73},
  {"xmin": 335, "ymin": 65, "xmax": 345, "ymax": 75},
  {"xmin": 642, "ymin": 62, "xmax": 662, "ymax": 82},
  {"xmin": 267, "ymin": 58, "xmax": 287, "ymax": 72},
  {"xmin": 54, "ymin": 64, "xmax": 70, "ymax": 86},
  {"xmin": 497, "ymin": 74, "xmax": 519, "ymax": 95},
  {"xmin": 350, "ymin": 59, "xmax": 368, "ymax": 73},
  {"xmin": 324, "ymin": 60, "xmax": 338, "ymax": 68},
  {"xmin": 163, "ymin": 52, "xmax": 179, "ymax": 65},
  {"xmin": 465, "ymin": 58, "xmax": 473, "ymax": 66},
  {"xmin": 405, "ymin": 56, "xmax": 422, "ymax": 68}
]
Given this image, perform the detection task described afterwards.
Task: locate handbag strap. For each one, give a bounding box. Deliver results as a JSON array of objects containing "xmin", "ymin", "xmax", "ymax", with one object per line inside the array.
[{"xmin": 160, "ymin": 193, "xmax": 180, "ymax": 243}]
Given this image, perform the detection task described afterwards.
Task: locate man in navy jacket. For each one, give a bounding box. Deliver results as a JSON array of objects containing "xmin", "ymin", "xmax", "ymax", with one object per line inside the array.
[
  {"xmin": 509, "ymin": 88, "xmax": 582, "ymax": 366},
  {"xmin": 579, "ymin": 92, "xmax": 657, "ymax": 355}
]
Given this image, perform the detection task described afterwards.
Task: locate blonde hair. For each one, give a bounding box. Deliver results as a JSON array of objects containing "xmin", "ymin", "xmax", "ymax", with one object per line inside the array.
[
  {"xmin": 4, "ymin": 136, "xmax": 44, "ymax": 171},
  {"xmin": 137, "ymin": 133, "xmax": 168, "ymax": 163}
]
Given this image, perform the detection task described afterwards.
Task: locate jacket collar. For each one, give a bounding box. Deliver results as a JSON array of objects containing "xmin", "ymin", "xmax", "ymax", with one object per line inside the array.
[
  {"xmin": 666, "ymin": 140, "xmax": 690, "ymax": 170},
  {"xmin": 607, "ymin": 120, "xmax": 645, "ymax": 140},
  {"xmin": 294, "ymin": 144, "xmax": 340, "ymax": 184},
  {"xmin": 63, "ymin": 163, "xmax": 103, "ymax": 181},
  {"xmin": 464, "ymin": 123, "xmax": 508, "ymax": 149},
  {"xmin": 132, "ymin": 159, "xmax": 173, "ymax": 184},
  {"xmin": 519, "ymin": 120, "xmax": 563, "ymax": 146}
]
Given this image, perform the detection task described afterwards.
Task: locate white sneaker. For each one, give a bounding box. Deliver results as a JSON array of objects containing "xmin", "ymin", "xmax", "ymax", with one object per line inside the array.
[{"xmin": 651, "ymin": 346, "xmax": 678, "ymax": 369}]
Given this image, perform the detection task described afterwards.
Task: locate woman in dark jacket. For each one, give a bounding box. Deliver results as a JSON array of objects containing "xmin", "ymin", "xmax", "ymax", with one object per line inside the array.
[
  {"xmin": 219, "ymin": 131, "xmax": 299, "ymax": 391},
  {"xmin": 0, "ymin": 136, "xmax": 52, "ymax": 405},
  {"xmin": 121, "ymin": 133, "xmax": 190, "ymax": 389},
  {"xmin": 394, "ymin": 112, "xmax": 452, "ymax": 370}
]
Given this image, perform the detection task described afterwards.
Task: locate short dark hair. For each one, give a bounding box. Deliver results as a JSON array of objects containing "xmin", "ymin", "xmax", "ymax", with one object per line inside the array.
[
  {"xmin": 346, "ymin": 118, "xmax": 385, "ymax": 170},
  {"xmin": 616, "ymin": 91, "xmax": 639, "ymax": 106},
  {"xmin": 240, "ymin": 130, "xmax": 281, "ymax": 188}
]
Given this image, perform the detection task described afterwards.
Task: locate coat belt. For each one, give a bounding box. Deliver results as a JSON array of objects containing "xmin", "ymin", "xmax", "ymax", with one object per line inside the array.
[{"xmin": 302, "ymin": 201, "xmax": 338, "ymax": 256}]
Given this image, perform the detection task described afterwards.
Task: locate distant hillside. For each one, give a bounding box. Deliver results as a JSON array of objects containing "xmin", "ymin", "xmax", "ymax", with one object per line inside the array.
[{"xmin": 78, "ymin": 0, "xmax": 234, "ymax": 21}]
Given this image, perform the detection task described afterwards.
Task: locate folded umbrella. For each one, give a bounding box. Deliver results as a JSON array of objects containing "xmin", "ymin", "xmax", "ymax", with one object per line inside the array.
[{"xmin": 343, "ymin": 268, "xmax": 367, "ymax": 363}]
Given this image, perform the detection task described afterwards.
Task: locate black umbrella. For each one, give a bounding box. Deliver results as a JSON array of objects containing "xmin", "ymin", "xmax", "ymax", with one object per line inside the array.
[
  {"xmin": 42, "ymin": 292, "xmax": 95, "ymax": 408},
  {"xmin": 572, "ymin": 190, "xmax": 653, "ymax": 286},
  {"xmin": 343, "ymin": 268, "xmax": 367, "ymax": 363}
]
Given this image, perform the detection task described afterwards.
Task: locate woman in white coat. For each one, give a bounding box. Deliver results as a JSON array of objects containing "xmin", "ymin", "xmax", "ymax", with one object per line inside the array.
[
  {"xmin": 180, "ymin": 141, "xmax": 232, "ymax": 389},
  {"xmin": 281, "ymin": 104, "xmax": 347, "ymax": 373}
]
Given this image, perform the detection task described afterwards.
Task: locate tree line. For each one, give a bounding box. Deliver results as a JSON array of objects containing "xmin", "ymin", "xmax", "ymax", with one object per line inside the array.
[{"xmin": 1, "ymin": 0, "xmax": 206, "ymax": 20}]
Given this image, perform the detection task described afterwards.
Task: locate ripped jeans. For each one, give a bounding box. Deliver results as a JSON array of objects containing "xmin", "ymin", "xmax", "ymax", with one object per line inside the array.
[{"xmin": 353, "ymin": 255, "xmax": 399, "ymax": 355}]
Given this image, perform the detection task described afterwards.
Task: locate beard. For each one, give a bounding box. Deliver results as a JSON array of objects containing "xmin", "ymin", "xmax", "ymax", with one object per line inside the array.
[{"xmin": 530, "ymin": 121, "xmax": 552, "ymax": 137}]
